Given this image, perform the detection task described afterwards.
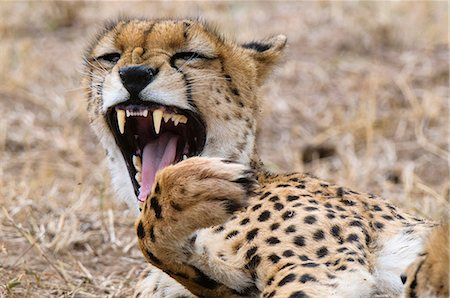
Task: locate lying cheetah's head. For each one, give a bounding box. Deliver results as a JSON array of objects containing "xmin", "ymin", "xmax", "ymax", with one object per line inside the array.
[{"xmin": 83, "ymin": 18, "xmax": 286, "ymax": 212}]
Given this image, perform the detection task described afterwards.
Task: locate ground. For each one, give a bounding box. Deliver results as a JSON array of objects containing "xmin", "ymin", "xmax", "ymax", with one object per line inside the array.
[{"xmin": 0, "ymin": 2, "xmax": 448, "ymax": 298}]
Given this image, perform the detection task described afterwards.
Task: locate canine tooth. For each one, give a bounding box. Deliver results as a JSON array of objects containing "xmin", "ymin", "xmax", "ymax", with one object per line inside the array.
[
  {"xmin": 135, "ymin": 172, "xmax": 142, "ymax": 184},
  {"xmin": 133, "ymin": 155, "xmax": 142, "ymax": 171},
  {"xmin": 153, "ymin": 109, "xmax": 163, "ymax": 134},
  {"xmin": 143, "ymin": 110, "xmax": 148, "ymax": 117},
  {"xmin": 163, "ymin": 113, "xmax": 171, "ymax": 123},
  {"xmin": 117, "ymin": 110, "xmax": 126, "ymax": 134},
  {"xmin": 179, "ymin": 115, "xmax": 188, "ymax": 124},
  {"xmin": 183, "ymin": 154, "xmax": 187, "ymax": 160},
  {"xmin": 126, "ymin": 110, "xmax": 131, "ymax": 117}
]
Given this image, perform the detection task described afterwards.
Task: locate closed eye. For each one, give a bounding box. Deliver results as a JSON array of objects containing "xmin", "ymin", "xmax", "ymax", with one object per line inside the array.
[
  {"xmin": 97, "ymin": 53, "xmax": 121, "ymax": 64},
  {"xmin": 170, "ymin": 51, "xmax": 216, "ymax": 68}
]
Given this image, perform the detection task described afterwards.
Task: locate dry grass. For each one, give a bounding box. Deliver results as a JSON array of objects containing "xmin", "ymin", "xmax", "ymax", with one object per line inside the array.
[{"xmin": 0, "ymin": 1, "xmax": 448, "ymax": 297}]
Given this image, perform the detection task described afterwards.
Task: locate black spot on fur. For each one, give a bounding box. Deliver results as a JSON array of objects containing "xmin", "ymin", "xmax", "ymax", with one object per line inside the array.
[
  {"xmin": 282, "ymin": 210, "xmax": 296, "ymax": 220},
  {"xmin": 373, "ymin": 205, "xmax": 382, "ymax": 211},
  {"xmin": 382, "ymin": 215, "xmax": 394, "ymax": 221},
  {"xmin": 226, "ymin": 230, "xmax": 239, "ymax": 239},
  {"xmin": 331, "ymin": 225, "xmax": 344, "ymax": 244},
  {"xmin": 285, "ymin": 225, "xmax": 296, "ymax": 234},
  {"xmin": 269, "ymin": 196, "xmax": 280, "ymax": 202},
  {"xmin": 266, "ymin": 237, "xmax": 281, "ymax": 245},
  {"xmin": 336, "ymin": 247, "xmax": 347, "ymax": 253},
  {"xmin": 304, "ymin": 215, "xmax": 317, "ymax": 224},
  {"xmin": 150, "ymin": 197, "xmax": 162, "ymax": 219},
  {"xmin": 214, "ymin": 226, "xmax": 224, "ymax": 233},
  {"xmin": 299, "ymin": 255, "xmax": 310, "ymax": 261},
  {"xmin": 375, "ymin": 222, "xmax": 384, "ymax": 229},
  {"xmin": 294, "ymin": 236, "xmax": 306, "ymax": 247},
  {"xmin": 300, "ymin": 274, "xmax": 317, "ymax": 283},
  {"xmin": 246, "ymin": 228, "xmax": 259, "ymax": 241},
  {"xmin": 302, "ymin": 262, "xmax": 319, "ymax": 268},
  {"xmin": 154, "ymin": 183, "xmax": 160, "ymax": 194},
  {"xmin": 283, "ymin": 250, "xmax": 295, "ymax": 257},
  {"xmin": 246, "ymin": 246, "xmax": 258, "ymax": 259},
  {"xmin": 289, "ymin": 291, "xmax": 307, "ymax": 298},
  {"xmin": 270, "ymin": 223, "xmax": 280, "ymax": 230},
  {"xmin": 313, "ymin": 229, "xmax": 325, "ymax": 240},
  {"xmin": 278, "ymin": 273, "xmax": 296, "ymax": 286},
  {"xmin": 316, "ymin": 247, "xmax": 329, "ymax": 258},
  {"xmin": 350, "ymin": 220, "xmax": 363, "ymax": 227},
  {"xmin": 304, "ymin": 206, "xmax": 318, "ymax": 211},
  {"xmin": 277, "ymin": 184, "xmax": 290, "ymax": 188},
  {"xmin": 252, "ymin": 204, "xmax": 262, "ymax": 211},
  {"xmin": 149, "ymin": 226, "xmax": 155, "ymax": 242},
  {"xmin": 240, "ymin": 218, "xmax": 250, "ymax": 226},
  {"xmin": 336, "ymin": 265, "xmax": 347, "ymax": 271},
  {"xmin": 346, "ymin": 234, "xmax": 359, "ymax": 243},
  {"xmin": 268, "ymin": 254, "xmax": 281, "ymax": 264},
  {"xmin": 326, "ymin": 213, "xmax": 336, "ymax": 219},
  {"xmin": 260, "ymin": 191, "xmax": 271, "ymax": 200},
  {"xmin": 258, "ymin": 210, "xmax": 271, "ymax": 222},
  {"xmin": 341, "ymin": 199, "xmax": 356, "ymax": 206},
  {"xmin": 335, "ymin": 205, "xmax": 346, "ymax": 211},
  {"xmin": 280, "ymin": 263, "xmax": 296, "ymax": 270},
  {"xmin": 336, "ymin": 187, "xmax": 344, "ymax": 197},
  {"xmin": 144, "ymin": 249, "xmax": 161, "ymax": 265},
  {"xmin": 331, "ymin": 225, "xmax": 341, "ymax": 237},
  {"xmin": 287, "ymin": 195, "xmax": 299, "ymax": 201},
  {"xmin": 137, "ymin": 221, "xmax": 145, "ymax": 239},
  {"xmin": 274, "ymin": 203, "xmax": 284, "ymax": 211},
  {"xmin": 245, "ymin": 254, "xmax": 261, "ymax": 270}
]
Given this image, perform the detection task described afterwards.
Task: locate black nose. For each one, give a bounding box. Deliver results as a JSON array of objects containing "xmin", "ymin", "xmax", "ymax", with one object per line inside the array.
[{"xmin": 119, "ymin": 65, "xmax": 158, "ymax": 99}]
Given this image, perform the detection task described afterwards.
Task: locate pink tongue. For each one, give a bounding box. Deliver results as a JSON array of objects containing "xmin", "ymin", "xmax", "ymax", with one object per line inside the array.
[{"xmin": 138, "ymin": 133, "xmax": 179, "ymax": 202}]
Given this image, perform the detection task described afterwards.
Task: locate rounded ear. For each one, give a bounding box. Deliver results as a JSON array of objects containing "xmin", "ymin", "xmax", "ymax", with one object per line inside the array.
[{"xmin": 242, "ymin": 34, "xmax": 287, "ymax": 85}]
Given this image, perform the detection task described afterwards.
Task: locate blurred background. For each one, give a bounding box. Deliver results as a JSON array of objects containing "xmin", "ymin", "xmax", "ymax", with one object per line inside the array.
[{"xmin": 0, "ymin": 1, "xmax": 448, "ymax": 297}]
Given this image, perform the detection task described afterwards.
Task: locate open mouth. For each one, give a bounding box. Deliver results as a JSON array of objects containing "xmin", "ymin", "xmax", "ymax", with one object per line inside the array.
[{"xmin": 106, "ymin": 101, "xmax": 206, "ymax": 204}]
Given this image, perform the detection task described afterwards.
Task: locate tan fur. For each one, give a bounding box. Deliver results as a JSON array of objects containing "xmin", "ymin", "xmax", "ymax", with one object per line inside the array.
[
  {"xmin": 84, "ymin": 19, "xmax": 445, "ymax": 298},
  {"xmin": 403, "ymin": 223, "xmax": 449, "ymax": 298}
]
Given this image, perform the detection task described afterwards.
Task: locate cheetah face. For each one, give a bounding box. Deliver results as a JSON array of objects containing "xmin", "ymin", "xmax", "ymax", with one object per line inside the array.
[{"xmin": 83, "ymin": 19, "xmax": 286, "ymax": 211}]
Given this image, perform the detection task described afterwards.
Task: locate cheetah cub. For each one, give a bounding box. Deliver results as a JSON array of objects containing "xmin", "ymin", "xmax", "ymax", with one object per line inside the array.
[{"xmin": 83, "ymin": 18, "xmax": 445, "ymax": 298}]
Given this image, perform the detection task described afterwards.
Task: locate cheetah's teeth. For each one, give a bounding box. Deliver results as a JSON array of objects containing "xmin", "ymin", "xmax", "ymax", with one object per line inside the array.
[
  {"xmin": 135, "ymin": 172, "xmax": 142, "ymax": 184},
  {"xmin": 173, "ymin": 115, "xmax": 180, "ymax": 126},
  {"xmin": 133, "ymin": 155, "xmax": 142, "ymax": 172},
  {"xmin": 117, "ymin": 109, "xmax": 126, "ymax": 134},
  {"xmin": 183, "ymin": 154, "xmax": 187, "ymax": 160},
  {"xmin": 163, "ymin": 113, "xmax": 171, "ymax": 123},
  {"xmin": 153, "ymin": 109, "xmax": 163, "ymax": 134},
  {"xmin": 178, "ymin": 115, "xmax": 188, "ymax": 124}
]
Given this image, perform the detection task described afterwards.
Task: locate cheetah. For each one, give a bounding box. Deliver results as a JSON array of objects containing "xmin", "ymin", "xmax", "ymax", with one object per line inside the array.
[
  {"xmin": 83, "ymin": 18, "xmax": 443, "ymax": 297},
  {"xmin": 401, "ymin": 223, "xmax": 449, "ymax": 298}
]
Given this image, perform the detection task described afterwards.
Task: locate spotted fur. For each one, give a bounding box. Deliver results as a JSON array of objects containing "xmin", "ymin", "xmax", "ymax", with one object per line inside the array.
[{"xmin": 84, "ymin": 18, "xmax": 443, "ymax": 298}]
